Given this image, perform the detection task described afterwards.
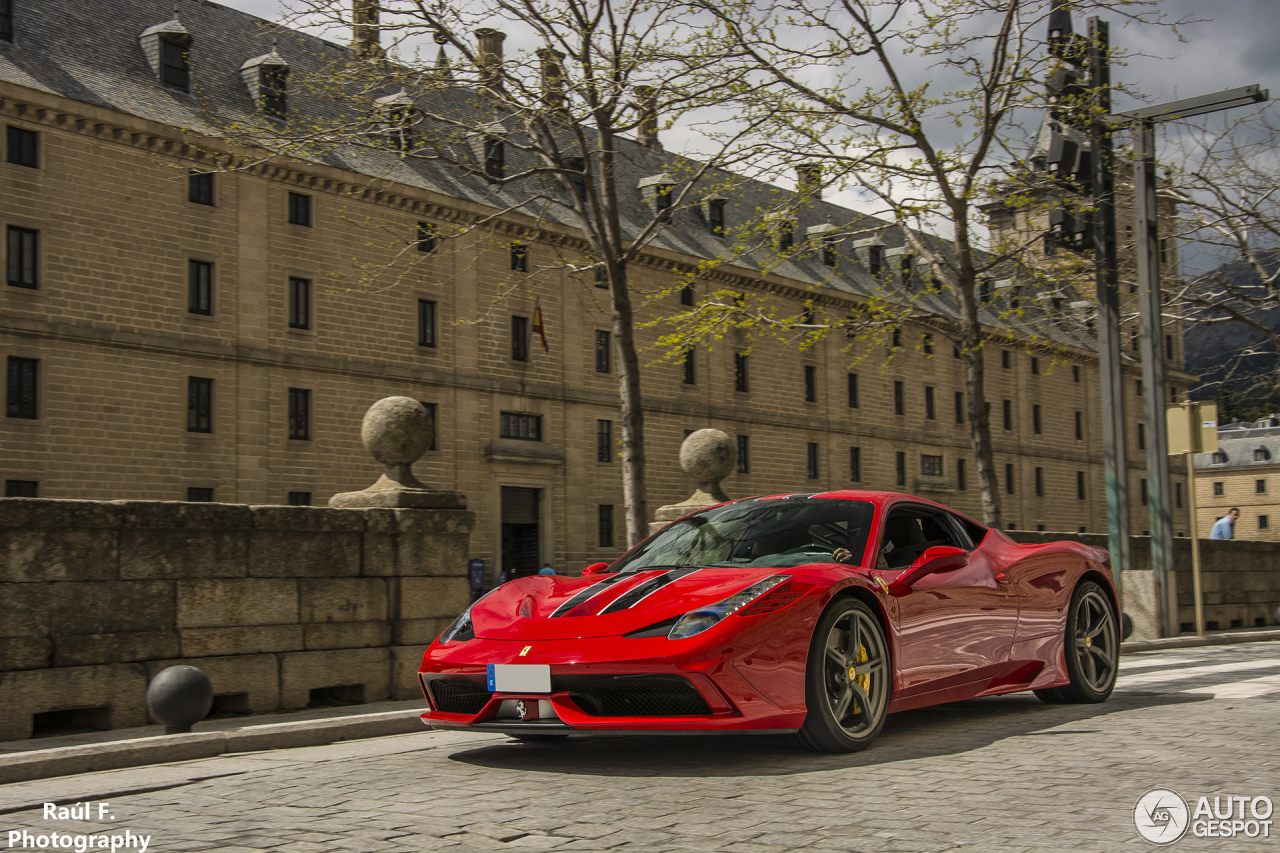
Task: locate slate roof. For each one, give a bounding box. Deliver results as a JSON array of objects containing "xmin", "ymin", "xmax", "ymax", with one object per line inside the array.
[{"xmin": 0, "ymin": 0, "xmax": 1092, "ymax": 347}]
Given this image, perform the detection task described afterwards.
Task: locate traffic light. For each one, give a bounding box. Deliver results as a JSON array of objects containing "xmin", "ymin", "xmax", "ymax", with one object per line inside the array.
[
  {"xmin": 1048, "ymin": 204, "xmax": 1090, "ymax": 253},
  {"xmin": 1046, "ymin": 130, "xmax": 1093, "ymax": 195}
]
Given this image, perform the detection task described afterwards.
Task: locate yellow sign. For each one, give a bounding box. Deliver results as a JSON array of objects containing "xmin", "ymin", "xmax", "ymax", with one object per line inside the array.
[{"xmin": 1167, "ymin": 401, "xmax": 1219, "ymax": 455}]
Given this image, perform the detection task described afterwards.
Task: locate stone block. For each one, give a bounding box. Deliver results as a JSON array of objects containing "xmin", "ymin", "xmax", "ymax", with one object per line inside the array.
[
  {"xmin": 392, "ymin": 576, "xmax": 470, "ymax": 620},
  {"xmin": 0, "ymin": 524, "xmax": 119, "ymax": 583},
  {"xmin": 53, "ymin": 631, "xmax": 181, "ymax": 666},
  {"xmin": 0, "ymin": 637, "xmax": 52, "ymax": 670},
  {"xmin": 359, "ymin": 509, "xmax": 397, "ymax": 577},
  {"xmin": 179, "ymin": 625, "xmax": 303, "ymax": 657},
  {"xmin": 176, "ymin": 578, "xmax": 298, "ymax": 628},
  {"xmin": 390, "ymin": 645, "xmax": 428, "ymax": 700},
  {"xmin": 145, "ymin": 653, "xmax": 280, "ymax": 715},
  {"xmin": 118, "ymin": 503, "xmax": 251, "ymax": 580},
  {"xmin": 298, "ymin": 578, "xmax": 387, "ymax": 623},
  {"xmin": 378, "ymin": 509, "xmax": 475, "ymax": 577},
  {"xmin": 0, "ymin": 583, "xmax": 49, "ymax": 637},
  {"xmin": 303, "ymin": 621, "xmax": 392, "ymax": 650},
  {"xmin": 248, "ymin": 506, "xmax": 363, "ymax": 578},
  {"xmin": 0, "ymin": 663, "xmax": 148, "ymax": 741},
  {"xmin": 48, "ymin": 580, "xmax": 176, "ymax": 636},
  {"xmin": 393, "ymin": 617, "xmax": 453, "ymax": 646},
  {"xmin": 278, "ymin": 647, "xmax": 391, "ymax": 709}
]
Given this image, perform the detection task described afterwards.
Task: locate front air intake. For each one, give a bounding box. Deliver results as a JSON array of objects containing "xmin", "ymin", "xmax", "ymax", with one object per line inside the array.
[
  {"xmin": 426, "ymin": 677, "xmax": 492, "ymax": 715},
  {"xmin": 568, "ymin": 674, "xmax": 711, "ymax": 717}
]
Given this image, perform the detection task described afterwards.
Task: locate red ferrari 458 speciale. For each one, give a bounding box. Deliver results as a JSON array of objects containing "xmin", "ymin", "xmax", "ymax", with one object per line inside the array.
[{"xmin": 418, "ymin": 490, "xmax": 1120, "ymax": 752}]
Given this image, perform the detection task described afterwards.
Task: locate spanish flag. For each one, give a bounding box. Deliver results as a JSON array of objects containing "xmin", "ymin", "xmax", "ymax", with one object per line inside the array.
[{"xmin": 532, "ymin": 298, "xmax": 550, "ymax": 353}]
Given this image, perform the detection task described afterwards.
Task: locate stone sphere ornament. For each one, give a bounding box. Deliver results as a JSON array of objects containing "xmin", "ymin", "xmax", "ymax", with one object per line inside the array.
[
  {"xmin": 330, "ymin": 396, "xmax": 464, "ymax": 508},
  {"xmin": 651, "ymin": 428, "xmax": 737, "ymax": 530},
  {"xmin": 146, "ymin": 665, "xmax": 213, "ymax": 735}
]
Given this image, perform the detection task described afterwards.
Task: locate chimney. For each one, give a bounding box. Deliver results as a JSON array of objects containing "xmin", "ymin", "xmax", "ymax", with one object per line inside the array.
[
  {"xmin": 537, "ymin": 48, "xmax": 566, "ymax": 113},
  {"xmin": 352, "ymin": 0, "xmax": 382, "ymax": 60},
  {"xmin": 635, "ymin": 86, "xmax": 662, "ymax": 154},
  {"xmin": 796, "ymin": 163, "xmax": 822, "ymax": 198},
  {"xmin": 475, "ymin": 28, "xmax": 506, "ymax": 93}
]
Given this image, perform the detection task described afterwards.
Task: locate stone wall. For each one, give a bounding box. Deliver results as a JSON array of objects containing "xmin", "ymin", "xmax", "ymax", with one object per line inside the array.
[
  {"xmin": 1010, "ymin": 531, "xmax": 1280, "ymax": 640},
  {"xmin": 0, "ymin": 498, "xmax": 473, "ymax": 741}
]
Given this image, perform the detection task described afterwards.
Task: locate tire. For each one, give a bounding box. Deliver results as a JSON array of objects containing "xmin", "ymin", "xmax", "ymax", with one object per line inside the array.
[
  {"xmin": 1043, "ymin": 580, "xmax": 1119, "ymax": 704},
  {"xmin": 512, "ymin": 733, "xmax": 570, "ymax": 742},
  {"xmin": 795, "ymin": 597, "xmax": 890, "ymax": 753}
]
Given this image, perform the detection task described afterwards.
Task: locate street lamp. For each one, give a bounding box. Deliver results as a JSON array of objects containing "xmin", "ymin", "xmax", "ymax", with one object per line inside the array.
[{"xmin": 1115, "ymin": 84, "xmax": 1270, "ymax": 637}]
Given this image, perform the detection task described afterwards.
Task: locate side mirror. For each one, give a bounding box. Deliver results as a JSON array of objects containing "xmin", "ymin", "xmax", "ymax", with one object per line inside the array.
[
  {"xmin": 581, "ymin": 562, "xmax": 610, "ymax": 576},
  {"xmin": 888, "ymin": 545, "xmax": 969, "ymax": 596}
]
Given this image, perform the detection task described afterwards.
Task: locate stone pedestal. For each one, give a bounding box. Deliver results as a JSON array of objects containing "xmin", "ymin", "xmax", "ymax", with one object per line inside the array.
[{"xmin": 650, "ymin": 428, "xmax": 736, "ymax": 533}]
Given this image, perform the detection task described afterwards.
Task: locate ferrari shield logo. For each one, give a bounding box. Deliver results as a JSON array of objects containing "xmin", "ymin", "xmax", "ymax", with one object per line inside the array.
[
  {"xmin": 874, "ymin": 576, "xmax": 891, "ymax": 594},
  {"xmin": 519, "ymin": 645, "xmax": 532, "ymax": 657}
]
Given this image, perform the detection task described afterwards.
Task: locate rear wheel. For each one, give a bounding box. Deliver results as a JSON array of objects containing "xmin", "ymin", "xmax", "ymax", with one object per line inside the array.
[
  {"xmin": 1036, "ymin": 580, "xmax": 1118, "ymax": 704},
  {"xmin": 795, "ymin": 598, "xmax": 889, "ymax": 753}
]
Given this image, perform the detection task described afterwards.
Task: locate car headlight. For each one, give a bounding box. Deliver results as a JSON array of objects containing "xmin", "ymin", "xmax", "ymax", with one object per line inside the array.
[
  {"xmin": 439, "ymin": 590, "xmax": 497, "ymax": 644},
  {"xmin": 668, "ymin": 575, "xmax": 791, "ymax": 640}
]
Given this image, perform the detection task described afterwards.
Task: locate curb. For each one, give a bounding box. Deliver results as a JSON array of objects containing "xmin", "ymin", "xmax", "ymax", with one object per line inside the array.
[
  {"xmin": 1122, "ymin": 628, "xmax": 1280, "ymax": 654},
  {"xmin": 0, "ymin": 709, "xmax": 427, "ymax": 785}
]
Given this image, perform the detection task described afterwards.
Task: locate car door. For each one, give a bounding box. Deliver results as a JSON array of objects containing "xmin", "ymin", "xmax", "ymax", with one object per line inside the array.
[{"xmin": 886, "ymin": 503, "xmax": 1017, "ymax": 697}]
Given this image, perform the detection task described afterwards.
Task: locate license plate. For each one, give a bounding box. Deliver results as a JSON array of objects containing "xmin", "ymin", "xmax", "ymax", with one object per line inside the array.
[{"xmin": 486, "ymin": 664, "xmax": 551, "ymax": 693}]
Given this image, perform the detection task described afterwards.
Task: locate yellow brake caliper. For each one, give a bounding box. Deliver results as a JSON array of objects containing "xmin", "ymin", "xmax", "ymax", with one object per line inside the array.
[{"xmin": 847, "ymin": 642, "xmax": 870, "ymax": 714}]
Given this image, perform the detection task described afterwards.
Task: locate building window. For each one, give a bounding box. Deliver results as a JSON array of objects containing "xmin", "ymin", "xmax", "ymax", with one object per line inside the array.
[
  {"xmin": 288, "ymin": 388, "xmax": 310, "ymax": 440},
  {"xmin": 737, "ymin": 435, "xmax": 750, "ymax": 474},
  {"xmin": 7, "ymin": 125, "xmax": 37, "ymax": 168},
  {"xmin": 287, "ymin": 277, "xmax": 311, "ymax": 329},
  {"xmin": 1137, "ymin": 422, "xmax": 1146, "ymax": 451},
  {"xmin": 1075, "ymin": 411, "xmax": 1083, "ymax": 441},
  {"xmin": 896, "ymin": 451, "xmax": 906, "ymax": 486},
  {"xmin": 595, "ymin": 330, "xmax": 611, "ymax": 373},
  {"xmin": 682, "ymin": 349, "xmax": 696, "ymax": 385},
  {"xmin": 417, "ymin": 222, "xmax": 437, "ymax": 253},
  {"xmin": 806, "ymin": 442, "xmax": 819, "ymax": 479},
  {"xmin": 707, "ymin": 200, "xmax": 725, "ymax": 236},
  {"xmin": 847, "ymin": 373, "xmax": 859, "ymax": 408},
  {"xmin": 955, "ymin": 391, "xmax": 965, "ymax": 424},
  {"xmin": 1005, "ymin": 463, "xmax": 1015, "ymax": 494},
  {"xmin": 598, "ymin": 504, "xmax": 614, "ymax": 548},
  {"xmin": 921, "ymin": 454, "xmax": 943, "ymax": 477},
  {"xmin": 287, "ymin": 491, "xmax": 312, "ymax": 506},
  {"xmin": 6, "ymin": 226, "xmax": 38, "ymax": 289},
  {"xmin": 511, "ymin": 316, "xmax": 529, "ymax": 361},
  {"xmin": 1001, "ymin": 350, "xmax": 1010, "ymax": 369},
  {"xmin": 866, "ymin": 245, "xmax": 883, "ymax": 276},
  {"xmin": 596, "ymin": 419, "xmax": 612, "ymax": 463},
  {"xmin": 1254, "ymin": 447, "xmax": 1271, "ymax": 462},
  {"xmin": 1072, "ymin": 365, "xmax": 1081, "ymax": 383},
  {"xmin": 500, "ymin": 411, "xmax": 542, "ymax": 441},
  {"xmin": 1261, "ymin": 515, "xmax": 1270, "ymax": 530},
  {"xmin": 925, "ymin": 386, "xmax": 936, "ymax": 420},
  {"xmin": 680, "ymin": 285, "xmax": 695, "ymax": 306},
  {"xmin": 261, "ymin": 65, "xmax": 288, "ymax": 118},
  {"xmin": 0, "ymin": 1, "xmax": 12, "ymax": 43},
  {"xmin": 417, "ymin": 299, "xmax": 436, "ymax": 347},
  {"xmin": 804, "ymin": 366, "xmax": 817, "ymax": 402},
  {"xmin": 6, "ymin": 356, "xmax": 37, "ymax": 419},
  {"xmin": 922, "ymin": 334, "xmax": 934, "ymax": 356},
  {"xmin": 1140, "ymin": 478, "xmax": 1148, "ymax": 506},
  {"xmin": 1077, "ymin": 471, "xmax": 1086, "ymax": 500},
  {"xmin": 188, "ymin": 171, "xmax": 214, "ymax": 205},
  {"xmin": 160, "ymin": 38, "xmax": 190, "ymax": 91},
  {"xmin": 734, "ymin": 353, "xmax": 748, "ymax": 393},
  {"xmin": 1212, "ymin": 451, "xmax": 1227, "ymax": 465},
  {"xmin": 1002, "ymin": 399, "xmax": 1012, "ymax": 430},
  {"xmin": 420, "ymin": 401, "xmax": 438, "ymax": 451},
  {"xmin": 1213, "ymin": 481, "xmax": 1225, "ymax": 496},
  {"xmin": 900, "ymin": 254, "xmax": 913, "ymax": 288},
  {"xmin": 891, "ymin": 328, "xmax": 902, "ymax": 349},
  {"xmin": 822, "ymin": 238, "xmax": 837, "ymax": 267},
  {"xmin": 1035, "ymin": 466, "xmax": 1044, "ymax": 497},
  {"xmin": 778, "ymin": 222, "xmax": 794, "ymax": 253},
  {"xmin": 510, "ymin": 243, "xmax": 528, "ymax": 272},
  {"xmin": 287, "ymin": 192, "xmax": 311, "ymax": 226},
  {"xmin": 484, "ymin": 139, "xmax": 505, "ymax": 178},
  {"xmin": 187, "ymin": 377, "xmax": 213, "ymax": 433},
  {"xmin": 957, "ymin": 458, "xmax": 967, "ymax": 491},
  {"xmin": 1257, "ymin": 479, "xmax": 1267, "ymax": 494},
  {"xmin": 1136, "ymin": 379, "xmax": 1144, "ymax": 396},
  {"xmin": 894, "ymin": 381, "xmax": 904, "ymax": 415},
  {"xmin": 188, "ymin": 260, "xmax": 212, "ymax": 315},
  {"xmin": 5, "ymin": 480, "xmax": 38, "ymax": 497},
  {"xmin": 186, "ymin": 487, "xmax": 214, "ymax": 502},
  {"xmin": 1175, "ymin": 482, "xmax": 1183, "ymax": 508},
  {"xmin": 850, "ymin": 446, "xmax": 861, "ymax": 481},
  {"xmin": 1033, "ymin": 404, "xmax": 1042, "ymax": 435},
  {"xmin": 1030, "ymin": 357, "xmax": 1040, "ymax": 375}
]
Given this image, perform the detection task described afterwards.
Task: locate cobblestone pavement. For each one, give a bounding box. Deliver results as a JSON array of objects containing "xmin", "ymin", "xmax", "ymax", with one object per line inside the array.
[{"xmin": 2, "ymin": 641, "xmax": 1277, "ymax": 853}]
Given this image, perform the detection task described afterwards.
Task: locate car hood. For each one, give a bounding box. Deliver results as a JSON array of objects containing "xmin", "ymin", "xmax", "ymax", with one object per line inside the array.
[{"xmin": 470, "ymin": 568, "xmax": 802, "ymax": 640}]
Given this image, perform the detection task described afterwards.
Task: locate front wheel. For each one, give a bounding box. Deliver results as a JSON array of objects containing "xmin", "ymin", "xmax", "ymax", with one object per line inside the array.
[
  {"xmin": 795, "ymin": 598, "xmax": 890, "ymax": 753},
  {"xmin": 1039, "ymin": 580, "xmax": 1119, "ymax": 704}
]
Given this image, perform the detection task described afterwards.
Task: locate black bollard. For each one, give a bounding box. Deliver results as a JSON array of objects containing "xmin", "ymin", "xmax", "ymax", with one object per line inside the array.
[
  {"xmin": 147, "ymin": 665, "xmax": 214, "ymax": 734},
  {"xmin": 1121, "ymin": 612, "xmax": 1134, "ymax": 641}
]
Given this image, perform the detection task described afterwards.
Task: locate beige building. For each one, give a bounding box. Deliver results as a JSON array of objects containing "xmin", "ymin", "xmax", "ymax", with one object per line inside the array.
[
  {"xmin": 1194, "ymin": 417, "xmax": 1280, "ymax": 541},
  {"xmin": 0, "ymin": 0, "xmax": 1190, "ymax": 583}
]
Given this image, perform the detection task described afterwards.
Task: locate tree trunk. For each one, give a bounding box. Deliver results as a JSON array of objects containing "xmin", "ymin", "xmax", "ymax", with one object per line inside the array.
[{"xmin": 610, "ymin": 259, "xmax": 648, "ymax": 547}]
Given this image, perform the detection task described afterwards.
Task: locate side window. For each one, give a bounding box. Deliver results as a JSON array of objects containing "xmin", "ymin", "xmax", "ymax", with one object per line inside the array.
[
  {"xmin": 951, "ymin": 513, "xmax": 988, "ymax": 550},
  {"xmin": 879, "ymin": 505, "xmax": 965, "ymax": 569}
]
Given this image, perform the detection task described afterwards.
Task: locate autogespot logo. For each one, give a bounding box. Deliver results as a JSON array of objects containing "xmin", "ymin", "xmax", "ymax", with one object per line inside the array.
[{"xmin": 1134, "ymin": 788, "xmax": 1191, "ymax": 845}]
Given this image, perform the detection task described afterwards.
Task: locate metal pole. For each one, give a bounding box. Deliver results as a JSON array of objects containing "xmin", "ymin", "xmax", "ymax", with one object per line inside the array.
[
  {"xmin": 1132, "ymin": 117, "xmax": 1178, "ymax": 637},
  {"xmin": 1184, "ymin": 403, "xmax": 1205, "ymax": 636},
  {"xmin": 1089, "ymin": 17, "xmax": 1131, "ymax": 597}
]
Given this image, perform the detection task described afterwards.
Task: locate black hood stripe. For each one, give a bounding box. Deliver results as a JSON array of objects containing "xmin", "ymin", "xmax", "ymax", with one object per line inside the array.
[
  {"xmin": 549, "ymin": 572, "xmax": 632, "ymax": 618},
  {"xmin": 599, "ymin": 568, "xmax": 702, "ymax": 614}
]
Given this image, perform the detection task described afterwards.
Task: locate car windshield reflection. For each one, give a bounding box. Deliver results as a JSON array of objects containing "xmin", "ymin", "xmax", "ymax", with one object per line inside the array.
[{"xmin": 612, "ymin": 498, "xmax": 875, "ymax": 573}]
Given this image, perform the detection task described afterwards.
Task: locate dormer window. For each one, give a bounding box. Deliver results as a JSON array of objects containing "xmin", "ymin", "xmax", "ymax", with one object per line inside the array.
[
  {"xmin": 374, "ymin": 91, "xmax": 417, "ymax": 151},
  {"xmin": 707, "ymin": 200, "xmax": 725, "ymax": 236},
  {"xmin": 1, "ymin": 0, "xmax": 14, "ymax": 43},
  {"xmin": 241, "ymin": 49, "xmax": 290, "ymax": 119},
  {"xmin": 638, "ymin": 174, "xmax": 674, "ymax": 216},
  {"xmin": 140, "ymin": 15, "xmax": 193, "ymax": 93},
  {"xmin": 1212, "ymin": 451, "xmax": 1228, "ymax": 465},
  {"xmin": 484, "ymin": 138, "xmax": 504, "ymax": 178},
  {"xmin": 869, "ymin": 245, "xmax": 883, "ymax": 275},
  {"xmin": 566, "ymin": 157, "xmax": 587, "ymax": 201},
  {"xmin": 1255, "ymin": 447, "xmax": 1271, "ymax": 462},
  {"xmin": 778, "ymin": 222, "xmax": 795, "ymax": 253}
]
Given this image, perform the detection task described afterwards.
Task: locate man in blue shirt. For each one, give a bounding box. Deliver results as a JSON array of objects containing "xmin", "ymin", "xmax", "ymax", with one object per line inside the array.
[{"xmin": 1210, "ymin": 508, "xmax": 1239, "ymax": 539}]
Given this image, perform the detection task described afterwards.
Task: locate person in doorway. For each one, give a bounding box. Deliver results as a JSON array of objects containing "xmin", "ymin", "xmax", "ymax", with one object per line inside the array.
[
  {"xmin": 538, "ymin": 564, "xmax": 556, "ymax": 576},
  {"xmin": 1210, "ymin": 507, "xmax": 1240, "ymax": 539}
]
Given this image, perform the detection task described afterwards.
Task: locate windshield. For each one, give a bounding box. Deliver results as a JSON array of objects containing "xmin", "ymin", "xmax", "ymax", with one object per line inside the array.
[{"xmin": 611, "ymin": 498, "xmax": 876, "ymax": 573}]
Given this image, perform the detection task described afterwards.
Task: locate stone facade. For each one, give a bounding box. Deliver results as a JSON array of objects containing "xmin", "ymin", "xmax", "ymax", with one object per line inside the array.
[{"xmin": 0, "ymin": 498, "xmax": 473, "ymax": 741}]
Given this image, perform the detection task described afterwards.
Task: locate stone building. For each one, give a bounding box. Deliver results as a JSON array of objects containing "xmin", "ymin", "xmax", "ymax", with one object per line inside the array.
[
  {"xmin": 0, "ymin": 0, "xmax": 1191, "ymax": 583},
  {"xmin": 1194, "ymin": 416, "xmax": 1280, "ymax": 541}
]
